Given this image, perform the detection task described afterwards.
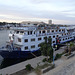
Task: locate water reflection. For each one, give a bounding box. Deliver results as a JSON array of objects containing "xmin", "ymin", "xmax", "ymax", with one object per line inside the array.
[{"xmin": 0, "ymin": 58, "xmax": 28, "ymax": 69}]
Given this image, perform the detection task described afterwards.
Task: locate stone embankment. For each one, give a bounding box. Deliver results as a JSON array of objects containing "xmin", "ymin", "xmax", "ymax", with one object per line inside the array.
[{"xmin": 44, "ymin": 56, "xmax": 75, "ymax": 75}]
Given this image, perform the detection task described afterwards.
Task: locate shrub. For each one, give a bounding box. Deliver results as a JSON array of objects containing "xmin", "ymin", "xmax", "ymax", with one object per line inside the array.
[
  {"xmin": 35, "ymin": 67, "xmax": 41, "ymax": 75},
  {"xmin": 42, "ymin": 58, "xmax": 47, "ymax": 62},
  {"xmin": 55, "ymin": 53, "xmax": 62, "ymax": 60},
  {"xmin": 48, "ymin": 59, "xmax": 52, "ymax": 63},
  {"xmin": 25, "ymin": 64, "xmax": 33, "ymax": 71}
]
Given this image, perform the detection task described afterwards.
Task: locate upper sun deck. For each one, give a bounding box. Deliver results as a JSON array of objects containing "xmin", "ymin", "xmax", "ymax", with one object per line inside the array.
[
  {"xmin": 11, "ymin": 24, "xmax": 67, "ymax": 31},
  {"xmin": 12, "ymin": 26, "xmax": 36, "ymax": 31},
  {"xmin": 9, "ymin": 25, "xmax": 67, "ymax": 37}
]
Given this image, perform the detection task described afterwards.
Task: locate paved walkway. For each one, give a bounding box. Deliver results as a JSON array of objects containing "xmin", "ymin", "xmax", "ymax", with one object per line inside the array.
[
  {"xmin": 0, "ymin": 56, "xmax": 45, "ymax": 75},
  {"xmin": 27, "ymin": 59, "xmax": 65, "ymax": 75},
  {"xmin": 43, "ymin": 56, "xmax": 75, "ymax": 75},
  {"xmin": 54, "ymin": 46, "xmax": 66, "ymax": 55}
]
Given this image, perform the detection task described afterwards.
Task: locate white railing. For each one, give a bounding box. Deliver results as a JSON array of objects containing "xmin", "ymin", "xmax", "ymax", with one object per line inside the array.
[{"xmin": 36, "ymin": 32, "xmax": 64, "ymax": 36}]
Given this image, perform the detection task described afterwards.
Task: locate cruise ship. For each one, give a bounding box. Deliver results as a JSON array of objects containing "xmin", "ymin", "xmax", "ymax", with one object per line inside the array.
[{"xmin": 0, "ymin": 21, "xmax": 74, "ymax": 59}]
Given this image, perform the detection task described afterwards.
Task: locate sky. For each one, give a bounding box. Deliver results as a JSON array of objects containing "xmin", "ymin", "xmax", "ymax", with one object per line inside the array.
[{"xmin": 0, "ymin": 0, "xmax": 75, "ymax": 24}]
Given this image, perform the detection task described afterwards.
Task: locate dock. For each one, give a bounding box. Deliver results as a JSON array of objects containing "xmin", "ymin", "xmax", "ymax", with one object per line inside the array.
[{"xmin": 0, "ymin": 56, "xmax": 45, "ymax": 75}]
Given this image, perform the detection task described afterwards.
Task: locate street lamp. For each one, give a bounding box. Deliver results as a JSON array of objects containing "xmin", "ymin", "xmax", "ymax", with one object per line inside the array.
[
  {"xmin": 53, "ymin": 48, "xmax": 55, "ymax": 64},
  {"xmin": 53, "ymin": 45, "xmax": 57, "ymax": 64}
]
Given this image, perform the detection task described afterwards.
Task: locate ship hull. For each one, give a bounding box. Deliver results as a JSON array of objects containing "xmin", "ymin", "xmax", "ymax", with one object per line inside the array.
[{"xmin": 0, "ymin": 50, "xmax": 41, "ymax": 59}]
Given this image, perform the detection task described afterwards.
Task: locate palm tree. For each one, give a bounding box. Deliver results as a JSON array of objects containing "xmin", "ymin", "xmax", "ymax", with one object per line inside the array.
[
  {"xmin": 39, "ymin": 37, "xmax": 53, "ymax": 61},
  {"xmin": 69, "ymin": 42, "xmax": 74, "ymax": 55},
  {"xmin": 65, "ymin": 43, "xmax": 68, "ymax": 53}
]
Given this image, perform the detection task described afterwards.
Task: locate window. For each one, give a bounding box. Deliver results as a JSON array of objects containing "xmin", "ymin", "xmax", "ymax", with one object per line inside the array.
[
  {"xmin": 57, "ymin": 35, "xmax": 58, "ymax": 37},
  {"xmin": 53, "ymin": 36, "xmax": 55, "ymax": 38},
  {"xmin": 25, "ymin": 39, "xmax": 28, "ymax": 42},
  {"xmin": 60, "ymin": 39, "xmax": 61, "ymax": 41},
  {"xmin": 42, "ymin": 30, "xmax": 45, "ymax": 33},
  {"xmin": 63, "ymin": 39, "xmax": 64, "ymax": 40},
  {"xmin": 56, "ymin": 30, "xmax": 57, "ymax": 32},
  {"xmin": 47, "ymin": 30, "xmax": 50, "ymax": 33},
  {"xmin": 31, "ymin": 38, "xmax": 35, "ymax": 41},
  {"xmin": 18, "ymin": 38, "xmax": 21, "ymax": 42},
  {"xmin": 62, "ymin": 34, "xmax": 63, "ymax": 36},
  {"xmin": 30, "ymin": 31, "xmax": 32, "ymax": 34},
  {"xmin": 44, "ymin": 37, "xmax": 47, "ymax": 40},
  {"xmin": 53, "ymin": 41, "xmax": 55, "ymax": 43},
  {"xmin": 39, "ymin": 31, "xmax": 41, "ymax": 33},
  {"xmin": 28, "ymin": 31, "xmax": 32, "ymax": 35},
  {"xmin": 52, "ymin": 30, "xmax": 54, "ymax": 32},
  {"xmin": 25, "ymin": 46, "xmax": 28, "ymax": 50},
  {"xmin": 16, "ymin": 31, "xmax": 19, "ymax": 34},
  {"xmin": 28, "ymin": 31, "xmax": 29, "ymax": 35},
  {"xmin": 59, "ymin": 30, "xmax": 61, "ymax": 32},
  {"xmin": 49, "ymin": 36, "xmax": 51, "ymax": 38},
  {"xmin": 38, "ymin": 38, "xmax": 41, "ymax": 41},
  {"xmin": 66, "ymin": 38, "xmax": 67, "ymax": 40},
  {"xmin": 38, "ymin": 44, "xmax": 40, "ymax": 47},
  {"xmin": 34, "ymin": 31, "xmax": 35, "ymax": 34},
  {"xmin": 31, "ymin": 45, "xmax": 35, "ymax": 48},
  {"xmin": 20, "ymin": 31, "xmax": 24, "ymax": 35},
  {"xmin": 62, "ymin": 29, "xmax": 64, "ymax": 31},
  {"xmin": 20, "ymin": 31, "xmax": 24, "ymax": 33}
]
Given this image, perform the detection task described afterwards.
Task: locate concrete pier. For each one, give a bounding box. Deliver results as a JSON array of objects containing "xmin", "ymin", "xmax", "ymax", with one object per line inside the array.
[{"xmin": 0, "ymin": 56, "xmax": 45, "ymax": 75}]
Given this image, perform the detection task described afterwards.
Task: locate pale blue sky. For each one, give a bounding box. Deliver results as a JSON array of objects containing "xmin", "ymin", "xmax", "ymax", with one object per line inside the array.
[{"xmin": 0, "ymin": 0, "xmax": 75, "ymax": 24}]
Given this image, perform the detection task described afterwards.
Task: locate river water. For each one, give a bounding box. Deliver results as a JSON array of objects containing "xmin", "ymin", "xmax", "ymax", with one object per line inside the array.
[
  {"xmin": 0, "ymin": 30, "xmax": 27, "ymax": 69},
  {"xmin": 0, "ymin": 30, "xmax": 9, "ymax": 47}
]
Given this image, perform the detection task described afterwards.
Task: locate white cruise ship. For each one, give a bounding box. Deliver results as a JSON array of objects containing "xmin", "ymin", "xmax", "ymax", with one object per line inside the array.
[{"xmin": 0, "ymin": 22, "xmax": 74, "ymax": 59}]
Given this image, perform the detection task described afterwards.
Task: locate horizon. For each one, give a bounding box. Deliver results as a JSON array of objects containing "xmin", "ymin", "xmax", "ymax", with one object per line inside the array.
[{"xmin": 0, "ymin": 0, "xmax": 75, "ymax": 24}]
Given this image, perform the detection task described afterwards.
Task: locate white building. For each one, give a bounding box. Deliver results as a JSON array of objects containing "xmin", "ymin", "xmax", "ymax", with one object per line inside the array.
[{"xmin": 48, "ymin": 20, "xmax": 52, "ymax": 25}]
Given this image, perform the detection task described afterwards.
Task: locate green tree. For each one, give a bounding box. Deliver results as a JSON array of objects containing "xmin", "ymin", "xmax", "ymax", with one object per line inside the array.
[
  {"xmin": 65, "ymin": 43, "xmax": 68, "ymax": 53},
  {"xmin": 69, "ymin": 42, "xmax": 74, "ymax": 55},
  {"xmin": 39, "ymin": 37, "xmax": 53, "ymax": 61}
]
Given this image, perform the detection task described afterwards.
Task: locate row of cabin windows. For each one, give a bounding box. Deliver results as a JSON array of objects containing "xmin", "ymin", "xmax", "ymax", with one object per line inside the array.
[
  {"xmin": 16, "ymin": 29, "xmax": 64, "ymax": 35},
  {"xmin": 28, "ymin": 31, "xmax": 35, "ymax": 35},
  {"xmin": 62, "ymin": 33, "xmax": 70, "ymax": 36},
  {"xmin": 24, "ymin": 41, "xmax": 56, "ymax": 50},
  {"xmin": 24, "ymin": 38, "xmax": 42, "ymax": 42},
  {"xmin": 24, "ymin": 38, "xmax": 35, "ymax": 42},
  {"xmin": 25, "ymin": 45, "xmax": 35, "ymax": 50},
  {"xmin": 59, "ymin": 37, "xmax": 73, "ymax": 41},
  {"xmin": 24, "ymin": 37, "xmax": 72, "ymax": 44},
  {"xmin": 39, "ymin": 29, "xmax": 64, "ymax": 34},
  {"xmin": 18, "ymin": 35, "xmax": 56, "ymax": 42},
  {"xmin": 16, "ymin": 31, "xmax": 35, "ymax": 35}
]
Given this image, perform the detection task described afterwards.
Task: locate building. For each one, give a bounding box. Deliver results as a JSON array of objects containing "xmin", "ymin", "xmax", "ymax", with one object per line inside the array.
[{"xmin": 48, "ymin": 20, "xmax": 52, "ymax": 25}]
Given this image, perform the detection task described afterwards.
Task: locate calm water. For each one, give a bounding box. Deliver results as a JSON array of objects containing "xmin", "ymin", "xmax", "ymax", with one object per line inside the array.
[
  {"xmin": 0, "ymin": 30, "xmax": 27, "ymax": 69},
  {"xmin": 0, "ymin": 30, "xmax": 9, "ymax": 47}
]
